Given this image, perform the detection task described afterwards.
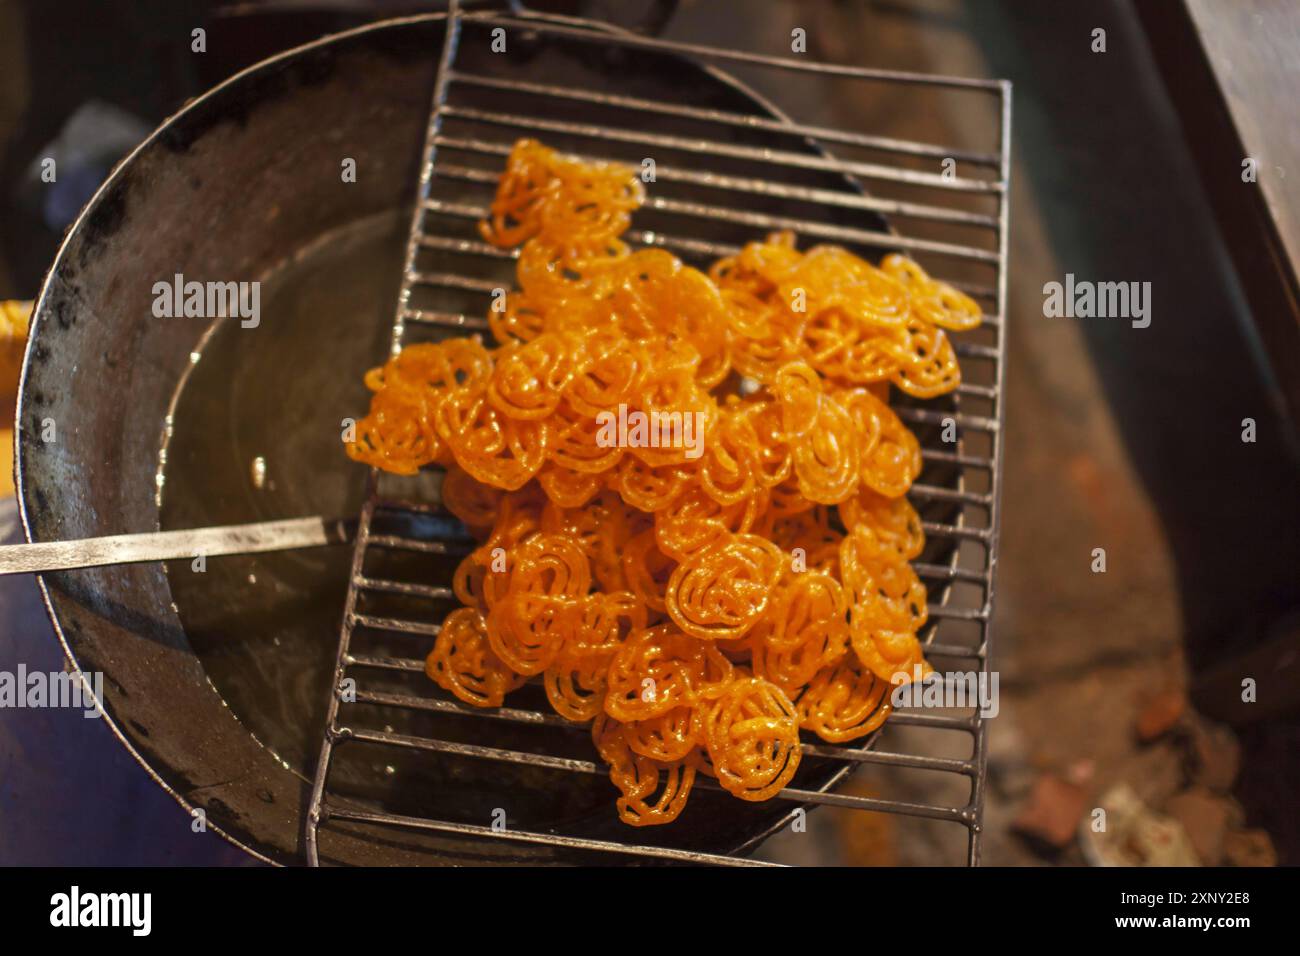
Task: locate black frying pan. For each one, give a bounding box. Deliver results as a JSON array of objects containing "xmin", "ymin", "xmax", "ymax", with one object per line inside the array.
[{"xmin": 17, "ymin": 12, "xmax": 958, "ymax": 865}]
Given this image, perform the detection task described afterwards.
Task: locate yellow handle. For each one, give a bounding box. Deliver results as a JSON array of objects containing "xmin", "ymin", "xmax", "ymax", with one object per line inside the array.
[
  {"xmin": 1, "ymin": 300, "xmax": 31, "ymax": 396},
  {"xmin": 1, "ymin": 300, "xmax": 32, "ymax": 498}
]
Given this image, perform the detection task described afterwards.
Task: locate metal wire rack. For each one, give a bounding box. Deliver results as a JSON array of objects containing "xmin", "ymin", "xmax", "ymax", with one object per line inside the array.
[{"xmin": 306, "ymin": 0, "xmax": 1011, "ymax": 866}]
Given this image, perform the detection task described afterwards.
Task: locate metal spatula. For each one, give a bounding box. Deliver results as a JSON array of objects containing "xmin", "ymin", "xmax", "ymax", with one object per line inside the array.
[{"xmin": 0, "ymin": 516, "xmax": 351, "ymax": 575}]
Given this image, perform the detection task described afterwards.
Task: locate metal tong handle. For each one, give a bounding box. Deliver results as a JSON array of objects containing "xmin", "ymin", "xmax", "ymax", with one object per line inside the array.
[{"xmin": 0, "ymin": 516, "xmax": 351, "ymax": 576}]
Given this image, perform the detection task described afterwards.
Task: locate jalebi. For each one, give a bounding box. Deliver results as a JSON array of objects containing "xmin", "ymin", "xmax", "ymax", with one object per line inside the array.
[{"xmin": 348, "ymin": 139, "xmax": 982, "ymax": 826}]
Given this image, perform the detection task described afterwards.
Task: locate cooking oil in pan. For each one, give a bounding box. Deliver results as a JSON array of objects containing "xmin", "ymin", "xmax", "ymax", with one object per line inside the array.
[
  {"xmin": 155, "ymin": 211, "xmax": 624, "ymax": 842},
  {"xmin": 158, "ymin": 212, "xmax": 395, "ymax": 778}
]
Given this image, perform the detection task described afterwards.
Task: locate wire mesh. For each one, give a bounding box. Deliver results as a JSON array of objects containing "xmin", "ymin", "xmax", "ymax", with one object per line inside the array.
[{"xmin": 306, "ymin": 0, "xmax": 1011, "ymax": 867}]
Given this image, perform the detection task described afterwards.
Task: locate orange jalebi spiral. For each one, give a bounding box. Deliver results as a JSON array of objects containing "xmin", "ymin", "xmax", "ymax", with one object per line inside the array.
[
  {"xmin": 347, "ymin": 139, "xmax": 983, "ymax": 825},
  {"xmin": 592, "ymin": 714, "xmax": 696, "ymax": 827},
  {"xmin": 702, "ymin": 674, "xmax": 802, "ymax": 801},
  {"xmin": 426, "ymin": 608, "xmax": 527, "ymax": 708},
  {"xmin": 664, "ymin": 532, "xmax": 784, "ymax": 641}
]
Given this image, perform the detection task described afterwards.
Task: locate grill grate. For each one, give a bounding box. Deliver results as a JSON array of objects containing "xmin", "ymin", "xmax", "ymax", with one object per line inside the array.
[{"xmin": 306, "ymin": 0, "xmax": 1011, "ymax": 867}]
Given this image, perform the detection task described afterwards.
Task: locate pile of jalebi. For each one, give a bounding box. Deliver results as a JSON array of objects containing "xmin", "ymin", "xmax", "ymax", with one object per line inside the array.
[{"xmin": 346, "ymin": 139, "xmax": 981, "ymax": 826}]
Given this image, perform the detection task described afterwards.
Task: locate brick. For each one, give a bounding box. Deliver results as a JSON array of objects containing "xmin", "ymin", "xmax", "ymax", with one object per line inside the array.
[
  {"xmin": 1013, "ymin": 773, "xmax": 1089, "ymax": 849},
  {"xmin": 1135, "ymin": 688, "xmax": 1185, "ymax": 742}
]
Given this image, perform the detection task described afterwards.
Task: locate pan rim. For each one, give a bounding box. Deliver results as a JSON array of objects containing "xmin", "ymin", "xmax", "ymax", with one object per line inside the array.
[
  {"xmin": 15, "ymin": 7, "xmax": 952, "ymax": 865},
  {"xmin": 15, "ymin": 9, "xmax": 466, "ymax": 869}
]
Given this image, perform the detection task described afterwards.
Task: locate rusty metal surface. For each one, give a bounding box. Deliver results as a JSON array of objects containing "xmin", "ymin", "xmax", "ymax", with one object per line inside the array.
[{"xmin": 16, "ymin": 17, "xmax": 442, "ymax": 866}]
